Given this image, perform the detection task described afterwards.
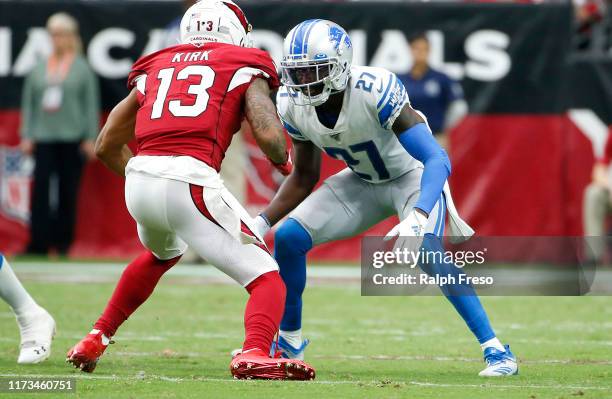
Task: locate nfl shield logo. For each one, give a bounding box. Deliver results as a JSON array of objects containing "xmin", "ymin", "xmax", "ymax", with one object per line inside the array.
[{"xmin": 0, "ymin": 147, "xmax": 32, "ymax": 224}]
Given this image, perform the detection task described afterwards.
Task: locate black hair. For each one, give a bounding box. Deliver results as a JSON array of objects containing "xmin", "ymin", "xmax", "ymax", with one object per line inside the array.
[{"xmin": 408, "ymin": 32, "xmax": 429, "ymax": 45}]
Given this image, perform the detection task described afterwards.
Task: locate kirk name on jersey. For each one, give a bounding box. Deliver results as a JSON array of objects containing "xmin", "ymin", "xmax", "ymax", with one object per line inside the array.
[
  {"xmin": 277, "ymin": 66, "xmax": 422, "ymax": 183},
  {"xmin": 171, "ymin": 51, "xmax": 212, "ymax": 63}
]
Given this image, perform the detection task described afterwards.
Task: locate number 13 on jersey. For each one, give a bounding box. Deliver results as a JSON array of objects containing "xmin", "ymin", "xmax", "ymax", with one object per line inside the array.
[{"xmin": 151, "ymin": 66, "xmax": 216, "ymax": 119}]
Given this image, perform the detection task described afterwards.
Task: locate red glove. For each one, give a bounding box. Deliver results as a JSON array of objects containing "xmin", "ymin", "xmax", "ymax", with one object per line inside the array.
[{"xmin": 269, "ymin": 151, "xmax": 293, "ymax": 176}]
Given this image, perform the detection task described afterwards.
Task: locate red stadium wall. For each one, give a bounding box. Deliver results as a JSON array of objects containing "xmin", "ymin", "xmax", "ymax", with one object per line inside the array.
[
  {"xmin": 0, "ymin": 110, "xmax": 599, "ymax": 260},
  {"xmin": 0, "ymin": 111, "xmax": 27, "ymax": 255},
  {"xmin": 450, "ymin": 115, "xmax": 596, "ymax": 237}
]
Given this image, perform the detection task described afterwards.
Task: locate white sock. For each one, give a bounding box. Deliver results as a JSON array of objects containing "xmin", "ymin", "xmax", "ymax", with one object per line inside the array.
[
  {"xmin": 279, "ymin": 329, "xmax": 303, "ymax": 348},
  {"xmin": 480, "ymin": 337, "xmax": 505, "ymax": 352},
  {"xmin": 0, "ymin": 255, "xmax": 39, "ymax": 317}
]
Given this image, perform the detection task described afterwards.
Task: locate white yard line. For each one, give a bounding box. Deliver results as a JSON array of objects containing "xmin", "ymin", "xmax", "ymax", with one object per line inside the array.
[
  {"xmin": 406, "ymin": 381, "xmax": 611, "ymax": 391},
  {"xmin": 0, "ymin": 373, "xmax": 609, "ymax": 390},
  {"xmin": 11, "ymin": 262, "xmax": 612, "ymax": 294},
  {"xmin": 511, "ymin": 338, "xmax": 612, "ymax": 346},
  {"xmin": 11, "ymin": 330, "xmax": 611, "ymax": 348},
  {"xmin": 106, "ymin": 351, "xmax": 612, "ymax": 365},
  {"xmin": 11, "ymin": 262, "xmax": 360, "ymax": 284},
  {"xmin": 311, "ymin": 353, "xmax": 612, "ymax": 365}
]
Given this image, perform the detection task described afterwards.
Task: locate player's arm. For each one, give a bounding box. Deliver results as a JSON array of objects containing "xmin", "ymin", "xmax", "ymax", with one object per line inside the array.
[
  {"xmin": 245, "ymin": 78, "xmax": 291, "ymax": 172},
  {"xmin": 259, "ymin": 139, "xmax": 321, "ymax": 227},
  {"xmin": 95, "ymin": 89, "xmax": 138, "ymax": 177},
  {"xmin": 392, "ymin": 105, "xmax": 451, "ymax": 218},
  {"xmin": 376, "ymin": 71, "xmax": 450, "ymax": 218},
  {"xmin": 383, "ymin": 103, "xmax": 451, "ymax": 245}
]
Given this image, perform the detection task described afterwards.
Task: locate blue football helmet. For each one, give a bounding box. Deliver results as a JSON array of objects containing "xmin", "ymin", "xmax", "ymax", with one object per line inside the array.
[{"xmin": 280, "ymin": 20, "xmax": 353, "ymax": 106}]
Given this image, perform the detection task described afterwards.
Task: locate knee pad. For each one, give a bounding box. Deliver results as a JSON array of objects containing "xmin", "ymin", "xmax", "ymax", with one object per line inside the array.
[{"xmin": 274, "ymin": 218, "xmax": 313, "ymax": 255}]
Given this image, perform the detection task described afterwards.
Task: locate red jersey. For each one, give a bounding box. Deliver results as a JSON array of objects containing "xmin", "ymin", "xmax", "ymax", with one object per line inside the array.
[
  {"xmin": 127, "ymin": 43, "xmax": 279, "ymax": 171},
  {"xmin": 602, "ymin": 131, "xmax": 612, "ymax": 165}
]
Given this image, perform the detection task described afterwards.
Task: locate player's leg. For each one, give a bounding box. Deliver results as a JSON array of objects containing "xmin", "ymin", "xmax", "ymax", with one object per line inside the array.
[
  {"xmin": 422, "ymin": 201, "xmax": 516, "ymax": 376},
  {"xmin": 273, "ymin": 218, "xmax": 310, "ymax": 355},
  {"xmin": 171, "ymin": 182, "xmax": 281, "ymax": 353},
  {"xmin": 275, "ymin": 169, "xmax": 392, "ymax": 357},
  {"xmin": 100, "ymin": 174, "xmax": 189, "ymax": 327},
  {"xmin": 67, "ymin": 174, "xmax": 186, "ymax": 372},
  {"xmin": 0, "ymin": 254, "xmax": 55, "ymax": 363},
  {"xmin": 392, "ymin": 169, "xmax": 517, "ymax": 376},
  {"xmin": 421, "ymin": 197, "xmax": 500, "ymax": 346},
  {"xmin": 93, "ymin": 224, "xmax": 186, "ymax": 338},
  {"xmin": 169, "ymin": 181, "xmax": 315, "ymax": 380},
  {"xmin": 67, "ymin": 249, "xmax": 183, "ymax": 372}
]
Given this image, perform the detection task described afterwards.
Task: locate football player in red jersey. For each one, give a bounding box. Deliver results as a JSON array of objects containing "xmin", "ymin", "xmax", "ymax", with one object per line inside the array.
[{"xmin": 66, "ymin": 0, "xmax": 314, "ymax": 380}]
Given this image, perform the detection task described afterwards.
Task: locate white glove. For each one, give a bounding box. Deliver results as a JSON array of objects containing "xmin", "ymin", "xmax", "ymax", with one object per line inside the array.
[
  {"xmin": 384, "ymin": 209, "xmax": 429, "ymax": 264},
  {"xmin": 252, "ymin": 214, "xmax": 271, "ymax": 241}
]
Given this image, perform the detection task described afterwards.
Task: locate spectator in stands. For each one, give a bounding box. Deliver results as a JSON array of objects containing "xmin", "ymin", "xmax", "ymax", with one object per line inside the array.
[
  {"xmin": 20, "ymin": 12, "xmax": 100, "ymax": 256},
  {"xmin": 398, "ymin": 33, "xmax": 467, "ymax": 149},
  {"xmin": 583, "ymin": 133, "xmax": 612, "ymax": 263},
  {"xmin": 574, "ymin": 0, "xmax": 606, "ymax": 50}
]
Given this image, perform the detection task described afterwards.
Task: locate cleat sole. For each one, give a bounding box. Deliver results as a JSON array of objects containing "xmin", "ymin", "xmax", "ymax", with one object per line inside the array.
[
  {"xmin": 230, "ymin": 358, "xmax": 316, "ymax": 381},
  {"xmin": 67, "ymin": 352, "xmax": 98, "ymax": 373}
]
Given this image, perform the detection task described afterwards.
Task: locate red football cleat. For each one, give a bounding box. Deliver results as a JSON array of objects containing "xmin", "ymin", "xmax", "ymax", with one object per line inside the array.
[
  {"xmin": 230, "ymin": 348, "xmax": 316, "ymax": 380},
  {"xmin": 66, "ymin": 329, "xmax": 112, "ymax": 373}
]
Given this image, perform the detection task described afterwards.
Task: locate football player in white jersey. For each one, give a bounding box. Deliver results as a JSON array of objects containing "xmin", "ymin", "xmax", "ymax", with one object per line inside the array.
[{"xmin": 250, "ymin": 19, "xmax": 518, "ymax": 377}]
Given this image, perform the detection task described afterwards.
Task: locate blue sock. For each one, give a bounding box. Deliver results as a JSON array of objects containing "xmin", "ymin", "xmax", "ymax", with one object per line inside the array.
[
  {"xmin": 420, "ymin": 234, "xmax": 496, "ymax": 344},
  {"xmin": 274, "ymin": 218, "xmax": 313, "ymax": 331}
]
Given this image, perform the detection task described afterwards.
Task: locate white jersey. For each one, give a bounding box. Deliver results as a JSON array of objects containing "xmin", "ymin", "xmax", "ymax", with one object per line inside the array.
[{"xmin": 277, "ymin": 66, "xmax": 421, "ymax": 183}]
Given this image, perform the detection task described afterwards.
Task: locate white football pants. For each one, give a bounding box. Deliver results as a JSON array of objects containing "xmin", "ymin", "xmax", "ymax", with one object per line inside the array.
[{"xmin": 124, "ymin": 171, "xmax": 278, "ymax": 287}]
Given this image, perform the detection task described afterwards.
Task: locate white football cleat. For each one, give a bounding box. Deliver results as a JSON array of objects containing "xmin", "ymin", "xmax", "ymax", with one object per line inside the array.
[
  {"xmin": 16, "ymin": 307, "xmax": 56, "ymax": 364},
  {"xmin": 479, "ymin": 344, "xmax": 518, "ymax": 377}
]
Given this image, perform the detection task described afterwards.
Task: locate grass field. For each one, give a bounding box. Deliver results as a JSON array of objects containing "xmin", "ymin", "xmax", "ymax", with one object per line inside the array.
[{"xmin": 0, "ymin": 262, "xmax": 611, "ymax": 398}]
